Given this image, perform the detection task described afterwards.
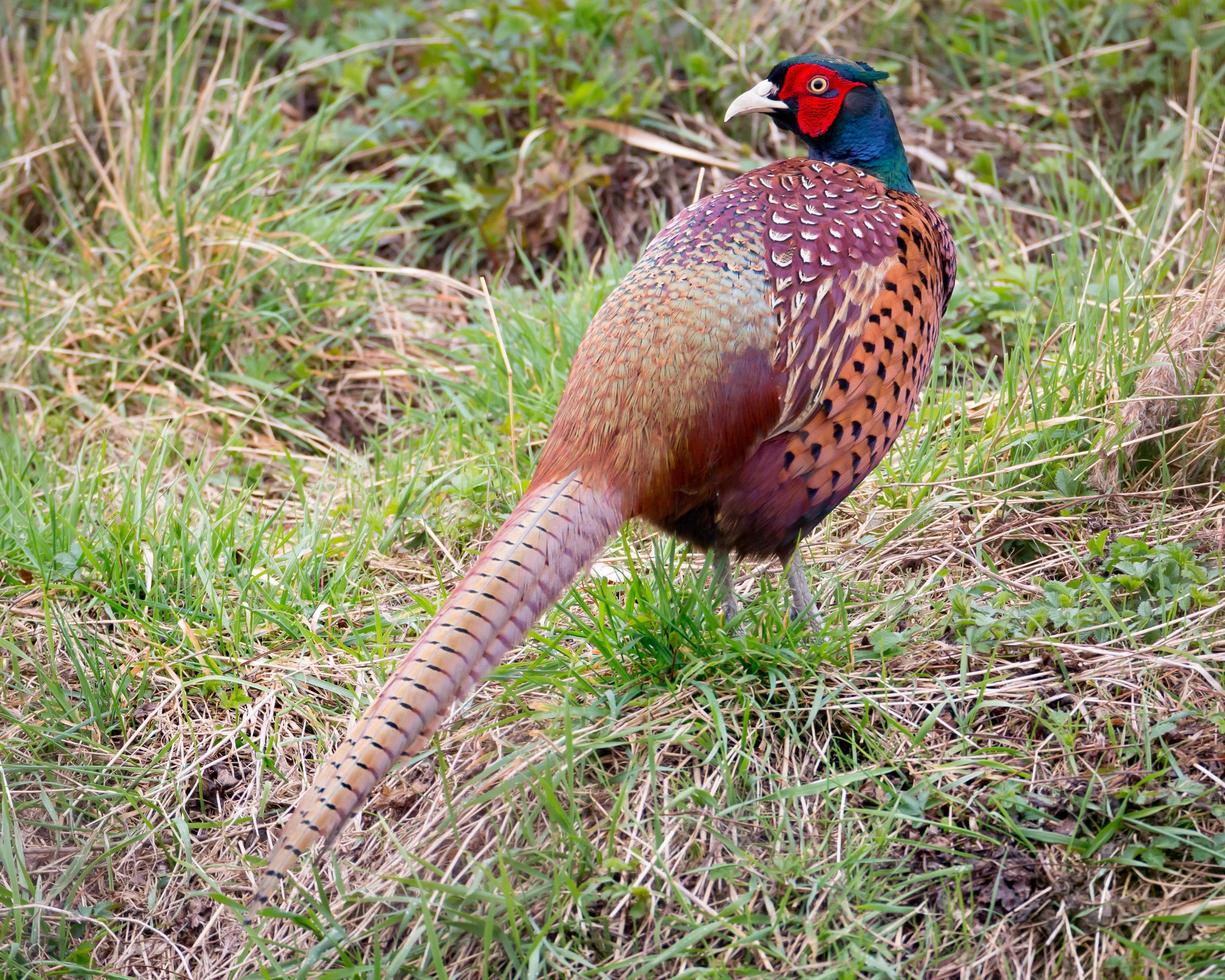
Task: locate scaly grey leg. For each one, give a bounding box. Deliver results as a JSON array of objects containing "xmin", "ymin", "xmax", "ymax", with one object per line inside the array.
[
  {"xmin": 786, "ymin": 556, "xmax": 821, "ymax": 627},
  {"xmin": 712, "ymin": 549, "xmax": 741, "ymax": 621}
]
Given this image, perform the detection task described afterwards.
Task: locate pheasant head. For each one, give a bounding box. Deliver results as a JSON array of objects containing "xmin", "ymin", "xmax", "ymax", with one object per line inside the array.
[{"xmin": 725, "ymin": 54, "xmax": 915, "ymax": 193}]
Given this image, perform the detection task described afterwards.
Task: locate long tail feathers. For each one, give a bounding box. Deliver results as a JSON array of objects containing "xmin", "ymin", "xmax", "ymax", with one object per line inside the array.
[{"xmin": 247, "ymin": 471, "xmax": 623, "ymax": 920}]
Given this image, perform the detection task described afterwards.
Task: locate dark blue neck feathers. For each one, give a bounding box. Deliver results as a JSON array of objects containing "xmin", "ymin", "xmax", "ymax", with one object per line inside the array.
[{"xmin": 804, "ymin": 87, "xmax": 915, "ymax": 194}]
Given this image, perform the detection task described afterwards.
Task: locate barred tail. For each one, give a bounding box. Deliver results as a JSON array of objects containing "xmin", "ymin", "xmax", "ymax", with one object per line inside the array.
[{"xmin": 247, "ymin": 471, "xmax": 623, "ymax": 919}]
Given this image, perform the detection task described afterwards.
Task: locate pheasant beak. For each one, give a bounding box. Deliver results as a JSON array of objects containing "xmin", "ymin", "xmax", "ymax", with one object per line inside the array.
[{"xmin": 724, "ymin": 79, "xmax": 789, "ymax": 121}]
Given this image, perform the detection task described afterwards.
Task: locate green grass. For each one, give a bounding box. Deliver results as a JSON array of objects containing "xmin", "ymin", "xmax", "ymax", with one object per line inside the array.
[{"xmin": 1, "ymin": 0, "xmax": 1224, "ymax": 976}]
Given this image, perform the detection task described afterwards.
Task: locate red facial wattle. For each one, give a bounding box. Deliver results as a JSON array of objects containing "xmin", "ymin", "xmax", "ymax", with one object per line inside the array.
[{"xmin": 776, "ymin": 65, "xmax": 863, "ymax": 139}]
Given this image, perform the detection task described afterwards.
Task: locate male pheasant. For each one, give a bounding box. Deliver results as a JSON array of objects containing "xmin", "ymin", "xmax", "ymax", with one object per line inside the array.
[{"xmin": 249, "ymin": 54, "xmax": 955, "ymax": 917}]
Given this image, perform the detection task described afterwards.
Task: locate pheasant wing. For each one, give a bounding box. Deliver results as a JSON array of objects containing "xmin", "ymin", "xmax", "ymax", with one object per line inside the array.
[{"xmin": 757, "ymin": 161, "xmax": 905, "ymax": 438}]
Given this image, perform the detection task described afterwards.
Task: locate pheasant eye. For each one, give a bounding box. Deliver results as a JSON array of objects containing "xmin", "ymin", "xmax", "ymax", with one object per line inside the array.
[{"xmin": 807, "ymin": 76, "xmax": 830, "ymax": 95}]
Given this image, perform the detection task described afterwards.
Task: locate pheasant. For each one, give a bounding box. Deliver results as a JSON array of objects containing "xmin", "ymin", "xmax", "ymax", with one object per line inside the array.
[{"xmin": 248, "ymin": 54, "xmax": 955, "ymax": 918}]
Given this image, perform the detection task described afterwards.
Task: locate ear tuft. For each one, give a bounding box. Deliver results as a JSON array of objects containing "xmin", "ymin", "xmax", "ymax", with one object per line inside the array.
[{"xmin": 853, "ymin": 62, "xmax": 890, "ymax": 84}]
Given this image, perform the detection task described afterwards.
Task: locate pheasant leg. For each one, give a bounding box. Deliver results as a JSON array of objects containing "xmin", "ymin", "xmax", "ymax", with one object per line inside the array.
[
  {"xmin": 786, "ymin": 556, "xmax": 820, "ymax": 627},
  {"xmin": 712, "ymin": 549, "xmax": 741, "ymax": 620}
]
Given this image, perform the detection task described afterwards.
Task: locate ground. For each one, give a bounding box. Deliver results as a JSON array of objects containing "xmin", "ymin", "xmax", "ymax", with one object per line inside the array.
[{"xmin": 1, "ymin": 1, "xmax": 1224, "ymax": 977}]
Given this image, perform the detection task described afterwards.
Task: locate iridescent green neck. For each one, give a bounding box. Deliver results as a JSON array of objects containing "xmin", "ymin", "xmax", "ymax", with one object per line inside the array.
[{"xmin": 804, "ymin": 88, "xmax": 916, "ymax": 194}]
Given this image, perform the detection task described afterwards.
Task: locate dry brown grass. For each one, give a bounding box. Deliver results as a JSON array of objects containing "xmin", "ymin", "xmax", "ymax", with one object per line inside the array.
[
  {"xmin": 9, "ymin": 480, "xmax": 1215, "ymax": 977},
  {"xmin": 1093, "ymin": 259, "xmax": 1225, "ymax": 494}
]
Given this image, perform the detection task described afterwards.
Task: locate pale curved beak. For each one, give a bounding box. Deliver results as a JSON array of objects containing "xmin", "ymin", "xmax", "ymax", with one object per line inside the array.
[{"xmin": 724, "ymin": 79, "xmax": 789, "ymax": 122}]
